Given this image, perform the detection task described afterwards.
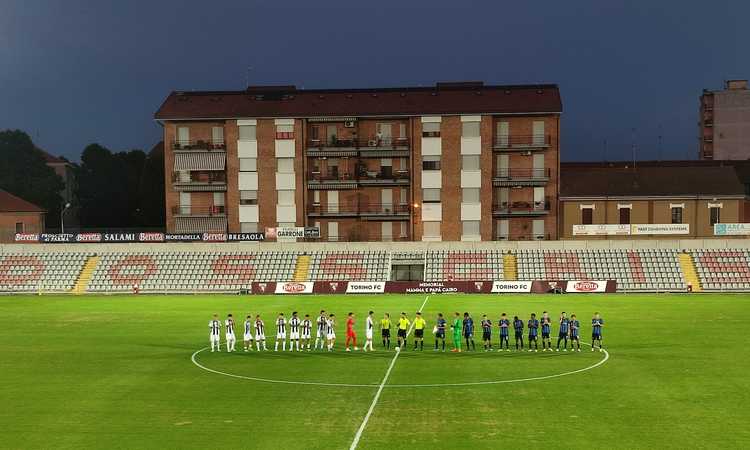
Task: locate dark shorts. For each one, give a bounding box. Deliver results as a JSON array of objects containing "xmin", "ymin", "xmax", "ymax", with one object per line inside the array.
[
  {"xmin": 382, "ymin": 329, "xmax": 390, "ymax": 338},
  {"xmin": 482, "ymin": 330, "xmax": 491, "ymax": 341},
  {"xmin": 592, "ymin": 333, "xmax": 602, "ymax": 340},
  {"xmin": 529, "ymin": 334, "xmax": 538, "ymax": 341},
  {"xmin": 397, "ymin": 329, "xmax": 407, "ymax": 338},
  {"xmin": 436, "ymin": 330, "xmax": 445, "ymax": 339},
  {"xmin": 414, "ymin": 329, "xmax": 424, "ymax": 338},
  {"xmin": 542, "ymin": 332, "xmax": 550, "ymax": 339},
  {"xmin": 464, "ymin": 331, "xmax": 473, "ymax": 338},
  {"xmin": 500, "ymin": 333, "xmax": 509, "ymax": 340},
  {"xmin": 559, "ymin": 332, "xmax": 568, "ymax": 339},
  {"xmin": 570, "ymin": 335, "xmax": 579, "ymax": 341},
  {"xmin": 515, "ymin": 333, "xmax": 523, "ymax": 340}
]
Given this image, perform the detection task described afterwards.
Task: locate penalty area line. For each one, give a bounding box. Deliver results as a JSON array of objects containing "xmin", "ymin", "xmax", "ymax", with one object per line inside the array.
[{"xmin": 348, "ymin": 295, "xmax": 430, "ymax": 450}]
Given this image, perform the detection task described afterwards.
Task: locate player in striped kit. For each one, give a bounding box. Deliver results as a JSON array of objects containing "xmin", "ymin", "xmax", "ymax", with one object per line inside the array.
[
  {"xmin": 225, "ymin": 314, "xmax": 236, "ymax": 352},
  {"xmin": 363, "ymin": 311, "xmax": 375, "ymax": 352},
  {"xmin": 556, "ymin": 311, "xmax": 569, "ymax": 352},
  {"xmin": 569, "ymin": 314, "xmax": 581, "ymax": 352},
  {"xmin": 289, "ymin": 312, "xmax": 301, "ymax": 352},
  {"xmin": 208, "ymin": 314, "xmax": 221, "ymax": 352},
  {"xmin": 541, "ymin": 311, "xmax": 552, "ymax": 351},
  {"xmin": 326, "ymin": 313, "xmax": 336, "ymax": 351},
  {"xmin": 301, "ymin": 314, "xmax": 313, "ymax": 351},
  {"xmin": 243, "ymin": 315, "xmax": 254, "ymax": 352},
  {"xmin": 275, "ymin": 313, "xmax": 287, "ymax": 352},
  {"xmin": 591, "ymin": 312, "xmax": 604, "ymax": 352},
  {"xmin": 315, "ymin": 310, "xmax": 327, "ymax": 350},
  {"xmin": 254, "ymin": 315, "xmax": 267, "ymax": 351}
]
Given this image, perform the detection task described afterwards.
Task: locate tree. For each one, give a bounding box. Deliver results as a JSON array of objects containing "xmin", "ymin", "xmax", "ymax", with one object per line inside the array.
[
  {"xmin": 0, "ymin": 130, "xmax": 65, "ymax": 227},
  {"xmin": 138, "ymin": 142, "xmax": 165, "ymax": 227}
]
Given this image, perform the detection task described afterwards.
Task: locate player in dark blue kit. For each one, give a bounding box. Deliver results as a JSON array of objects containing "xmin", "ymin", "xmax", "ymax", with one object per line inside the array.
[
  {"xmin": 463, "ymin": 313, "xmax": 476, "ymax": 351},
  {"xmin": 480, "ymin": 315, "xmax": 493, "ymax": 351},
  {"xmin": 591, "ymin": 312, "xmax": 604, "ymax": 352},
  {"xmin": 513, "ymin": 315, "xmax": 524, "ymax": 351},
  {"xmin": 541, "ymin": 311, "xmax": 552, "ymax": 351},
  {"xmin": 556, "ymin": 311, "xmax": 569, "ymax": 352},
  {"xmin": 434, "ymin": 313, "xmax": 447, "ymax": 351},
  {"xmin": 498, "ymin": 313, "xmax": 510, "ymax": 351},
  {"xmin": 569, "ymin": 314, "xmax": 581, "ymax": 352},
  {"xmin": 527, "ymin": 313, "xmax": 539, "ymax": 352}
]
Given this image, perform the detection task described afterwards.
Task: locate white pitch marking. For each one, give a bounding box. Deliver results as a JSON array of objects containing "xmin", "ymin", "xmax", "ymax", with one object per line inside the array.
[{"xmin": 348, "ymin": 295, "xmax": 430, "ymax": 450}]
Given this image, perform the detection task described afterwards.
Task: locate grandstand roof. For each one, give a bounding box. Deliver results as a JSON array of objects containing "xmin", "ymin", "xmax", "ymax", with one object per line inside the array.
[
  {"xmin": 560, "ymin": 165, "xmax": 747, "ymax": 198},
  {"xmin": 154, "ymin": 82, "xmax": 562, "ymax": 120},
  {"xmin": 0, "ymin": 189, "xmax": 45, "ymax": 213}
]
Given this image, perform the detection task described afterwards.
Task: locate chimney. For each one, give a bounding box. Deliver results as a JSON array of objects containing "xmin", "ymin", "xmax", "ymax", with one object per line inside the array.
[{"xmin": 726, "ymin": 80, "xmax": 748, "ymax": 90}]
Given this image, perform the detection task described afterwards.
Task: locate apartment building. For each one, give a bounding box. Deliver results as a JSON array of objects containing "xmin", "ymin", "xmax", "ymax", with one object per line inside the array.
[
  {"xmin": 699, "ymin": 79, "xmax": 750, "ymax": 160},
  {"xmin": 155, "ymin": 81, "xmax": 562, "ymax": 241},
  {"xmin": 559, "ymin": 162, "xmax": 750, "ymax": 239}
]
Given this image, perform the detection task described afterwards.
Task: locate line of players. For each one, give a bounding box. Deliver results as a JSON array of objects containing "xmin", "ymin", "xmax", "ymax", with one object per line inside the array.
[{"xmin": 208, "ymin": 310, "xmax": 605, "ymax": 353}]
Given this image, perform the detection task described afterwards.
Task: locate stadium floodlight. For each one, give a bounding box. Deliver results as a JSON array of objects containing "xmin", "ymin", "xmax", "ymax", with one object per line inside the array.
[{"xmin": 60, "ymin": 202, "xmax": 71, "ymax": 234}]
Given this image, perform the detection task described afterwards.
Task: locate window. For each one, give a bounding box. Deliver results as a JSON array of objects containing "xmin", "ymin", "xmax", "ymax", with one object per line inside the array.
[
  {"xmin": 423, "ymin": 221, "xmax": 441, "ymax": 237},
  {"xmin": 15, "ymin": 222, "xmax": 23, "ymax": 233},
  {"xmin": 532, "ymin": 219, "xmax": 545, "ymax": 239},
  {"xmin": 400, "ymin": 189, "xmax": 408, "ymax": 205},
  {"xmin": 278, "ymin": 190, "xmax": 295, "ymax": 205},
  {"xmin": 328, "ymin": 222, "xmax": 339, "ymax": 242},
  {"xmin": 238, "ymin": 125, "xmax": 256, "ymax": 141},
  {"xmin": 239, "ymin": 158, "xmax": 257, "ymax": 172},
  {"xmin": 496, "ymin": 219, "xmax": 509, "ymax": 240},
  {"xmin": 710, "ymin": 207, "xmax": 721, "ymax": 226},
  {"xmin": 422, "ymin": 155, "xmax": 441, "ymax": 171},
  {"xmin": 619, "ymin": 207, "xmax": 631, "ymax": 225},
  {"xmin": 423, "ymin": 188, "xmax": 441, "ymax": 203},
  {"xmin": 461, "ymin": 155, "xmax": 480, "ymax": 171},
  {"xmin": 671, "ymin": 207, "xmax": 683, "ymax": 224},
  {"xmin": 313, "ymin": 191, "xmax": 320, "ymax": 205},
  {"xmin": 462, "ymin": 221, "xmax": 480, "ymax": 236},
  {"xmin": 381, "ymin": 222, "xmax": 393, "ymax": 242},
  {"xmin": 310, "ymin": 126, "xmax": 319, "ymax": 140},
  {"xmin": 240, "ymin": 222, "xmax": 258, "ymax": 233},
  {"xmin": 213, "ymin": 192, "xmax": 225, "ymax": 207},
  {"xmin": 462, "ymin": 121, "xmax": 480, "ymax": 138},
  {"xmin": 177, "ymin": 126, "xmax": 189, "ymax": 145},
  {"xmin": 276, "ymin": 124, "xmax": 294, "ymax": 140},
  {"xmin": 462, "ymin": 188, "xmax": 480, "ymax": 203},
  {"xmin": 212, "ymin": 127, "xmax": 224, "ymax": 145},
  {"xmin": 581, "ymin": 208, "xmax": 593, "ymax": 225},
  {"xmin": 277, "ymin": 158, "xmax": 294, "ymax": 173},
  {"xmin": 400, "ymin": 222, "xmax": 407, "ymax": 238},
  {"xmin": 240, "ymin": 190, "xmax": 258, "ymax": 205},
  {"xmin": 422, "ymin": 122, "xmax": 440, "ymax": 138}
]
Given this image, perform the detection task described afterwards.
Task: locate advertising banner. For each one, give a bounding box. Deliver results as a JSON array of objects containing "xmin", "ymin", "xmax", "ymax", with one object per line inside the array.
[
  {"xmin": 138, "ymin": 232, "xmax": 165, "ymax": 242},
  {"xmin": 251, "ymin": 282, "xmax": 276, "ymax": 295},
  {"xmin": 40, "ymin": 233, "xmax": 75, "ymax": 243},
  {"xmin": 385, "ymin": 281, "xmax": 466, "ymax": 294},
  {"xmin": 346, "ymin": 281, "xmax": 386, "ymax": 294},
  {"xmin": 304, "ymin": 227, "xmax": 321, "ymax": 239},
  {"xmin": 491, "ymin": 281, "xmax": 533, "ymax": 293},
  {"xmin": 313, "ymin": 281, "xmax": 349, "ymax": 294},
  {"xmin": 14, "ymin": 233, "xmax": 39, "ymax": 242},
  {"xmin": 274, "ymin": 281, "xmax": 315, "ymax": 294},
  {"xmin": 227, "ymin": 233, "xmax": 265, "ymax": 242},
  {"xmin": 565, "ymin": 280, "xmax": 608, "ymax": 293},
  {"xmin": 572, "ymin": 224, "xmax": 630, "ymax": 236},
  {"xmin": 714, "ymin": 223, "xmax": 750, "ymax": 236},
  {"xmin": 102, "ymin": 233, "xmax": 138, "ymax": 242},
  {"xmin": 201, "ymin": 233, "xmax": 227, "ymax": 242},
  {"xmin": 165, "ymin": 233, "xmax": 202, "ymax": 242},
  {"xmin": 75, "ymin": 233, "xmax": 102, "ymax": 242},
  {"xmin": 631, "ymin": 224, "xmax": 689, "ymax": 235},
  {"xmin": 531, "ymin": 280, "xmax": 567, "ymax": 293}
]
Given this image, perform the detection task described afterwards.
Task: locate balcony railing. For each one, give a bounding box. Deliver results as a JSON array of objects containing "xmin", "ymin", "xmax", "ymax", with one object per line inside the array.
[
  {"xmin": 494, "ymin": 168, "xmax": 551, "ymax": 179},
  {"xmin": 307, "ymin": 203, "xmax": 411, "ymax": 217},
  {"xmin": 307, "ymin": 137, "xmax": 410, "ymax": 149},
  {"xmin": 171, "ymin": 205, "xmax": 226, "ymax": 217},
  {"xmin": 172, "ymin": 139, "xmax": 226, "ymax": 151},
  {"xmin": 172, "ymin": 172, "xmax": 227, "ymax": 184},
  {"xmin": 495, "ymin": 233, "xmax": 551, "ymax": 241},
  {"xmin": 494, "ymin": 134, "xmax": 550, "ymax": 149},
  {"xmin": 307, "ymin": 170, "xmax": 410, "ymax": 183},
  {"xmin": 493, "ymin": 199, "xmax": 551, "ymax": 216}
]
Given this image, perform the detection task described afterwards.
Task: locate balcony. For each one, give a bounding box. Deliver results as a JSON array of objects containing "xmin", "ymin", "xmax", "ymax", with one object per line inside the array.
[
  {"xmin": 493, "ymin": 134, "xmax": 551, "ymax": 151},
  {"xmin": 307, "ymin": 137, "xmax": 410, "ymax": 157},
  {"xmin": 493, "ymin": 198, "xmax": 551, "ymax": 217},
  {"xmin": 172, "ymin": 139, "xmax": 226, "ymax": 152},
  {"xmin": 493, "ymin": 168, "xmax": 550, "ymax": 187},
  {"xmin": 172, "ymin": 172, "xmax": 227, "ymax": 191},
  {"xmin": 495, "ymin": 233, "xmax": 551, "ymax": 241},
  {"xmin": 171, "ymin": 205, "xmax": 226, "ymax": 217},
  {"xmin": 307, "ymin": 203, "xmax": 410, "ymax": 220},
  {"xmin": 307, "ymin": 170, "xmax": 410, "ymax": 189}
]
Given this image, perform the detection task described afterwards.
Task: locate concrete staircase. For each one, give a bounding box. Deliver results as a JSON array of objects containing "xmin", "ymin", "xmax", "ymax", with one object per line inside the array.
[
  {"xmin": 503, "ymin": 253, "xmax": 517, "ymax": 281},
  {"xmin": 72, "ymin": 256, "xmax": 100, "ymax": 294},
  {"xmin": 678, "ymin": 252, "xmax": 702, "ymax": 292},
  {"xmin": 293, "ymin": 255, "xmax": 311, "ymax": 282}
]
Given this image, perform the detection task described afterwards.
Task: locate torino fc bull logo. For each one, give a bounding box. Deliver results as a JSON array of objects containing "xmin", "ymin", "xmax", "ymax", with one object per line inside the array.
[
  {"xmin": 474, "ymin": 282, "xmax": 484, "ymax": 292},
  {"xmin": 257, "ymin": 283, "xmax": 268, "ymax": 293},
  {"xmin": 329, "ymin": 282, "xmax": 339, "ymax": 292}
]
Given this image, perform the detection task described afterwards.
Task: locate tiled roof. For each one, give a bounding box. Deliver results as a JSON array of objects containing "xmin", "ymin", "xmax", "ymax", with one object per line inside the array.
[
  {"xmin": 155, "ymin": 82, "xmax": 562, "ymax": 120},
  {"xmin": 0, "ymin": 189, "xmax": 45, "ymax": 213}
]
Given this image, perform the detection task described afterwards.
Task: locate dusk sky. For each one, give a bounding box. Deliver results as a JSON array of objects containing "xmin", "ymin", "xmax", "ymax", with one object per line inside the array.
[{"xmin": 1, "ymin": 0, "xmax": 747, "ymax": 162}]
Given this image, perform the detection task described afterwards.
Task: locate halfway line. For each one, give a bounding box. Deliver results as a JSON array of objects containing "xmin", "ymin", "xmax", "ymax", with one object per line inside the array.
[{"xmin": 348, "ymin": 295, "xmax": 430, "ymax": 450}]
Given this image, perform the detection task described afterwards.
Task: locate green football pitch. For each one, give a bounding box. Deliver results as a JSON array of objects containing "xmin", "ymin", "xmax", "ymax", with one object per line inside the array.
[{"xmin": 1, "ymin": 293, "xmax": 749, "ymax": 450}]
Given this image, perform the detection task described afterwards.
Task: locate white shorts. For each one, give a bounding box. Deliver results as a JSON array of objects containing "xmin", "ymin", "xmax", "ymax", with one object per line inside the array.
[
  {"xmin": 327, "ymin": 332, "xmax": 336, "ymax": 340},
  {"xmin": 244, "ymin": 333, "xmax": 254, "ymax": 342},
  {"xmin": 366, "ymin": 329, "xmax": 373, "ymax": 340},
  {"xmin": 277, "ymin": 332, "xmax": 286, "ymax": 339},
  {"xmin": 210, "ymin": 334, "xmax": 220, "ymax": 343},
  {"xmin": 290, "ymin": 332, "xmax": 300, "ymax": 340},
  {"xmin": 226, "ymin": 333, "xmax": 235, "ymax": 341},
  {"xmin": 316, "ymin": 329, "xmax": 325, "ymax": 338},
  {"xmin": 255, "ymin": 333, "xmax": 265, "ymax": 341},
  {"xmin": 302, "ymin": 333, "xmax": 311, "ymax": 340}
]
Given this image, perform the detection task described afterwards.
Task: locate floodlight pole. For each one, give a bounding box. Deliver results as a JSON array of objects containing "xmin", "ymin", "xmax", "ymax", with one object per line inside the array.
[{"xmin": 61, "ymin": 203, "xmax": 71, "ymax": 234}]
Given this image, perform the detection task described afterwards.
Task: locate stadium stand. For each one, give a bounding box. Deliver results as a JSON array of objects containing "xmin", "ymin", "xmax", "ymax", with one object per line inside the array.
[
  {"xmin": 424, "ymin": 250, "xmax": 506, "ymax": 281},
  {"xmin": 306, "ymin": 251, "xmax": 390, "ymax": 281},
  {"xmin": 0, "ymin": 252, "xmax": 88, "ymax": 292},
  {"xmin": 691, "ymin": 249, "xmax": 750, "ymax": 291}
]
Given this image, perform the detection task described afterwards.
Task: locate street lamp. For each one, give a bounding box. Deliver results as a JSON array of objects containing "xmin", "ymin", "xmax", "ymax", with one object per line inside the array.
[{"xmin": 60, "ymin": 203, "xmax": 71, "ymax": 234}]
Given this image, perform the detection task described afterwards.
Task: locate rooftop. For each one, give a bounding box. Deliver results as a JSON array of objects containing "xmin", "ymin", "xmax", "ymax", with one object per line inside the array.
[
  {"xmin": 155, "ymin": 81, "xmax": 562, "ymax": 120},
  {"xmin": 0, "ymin": 189, "xmax": 45, "ymax": 213}
]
